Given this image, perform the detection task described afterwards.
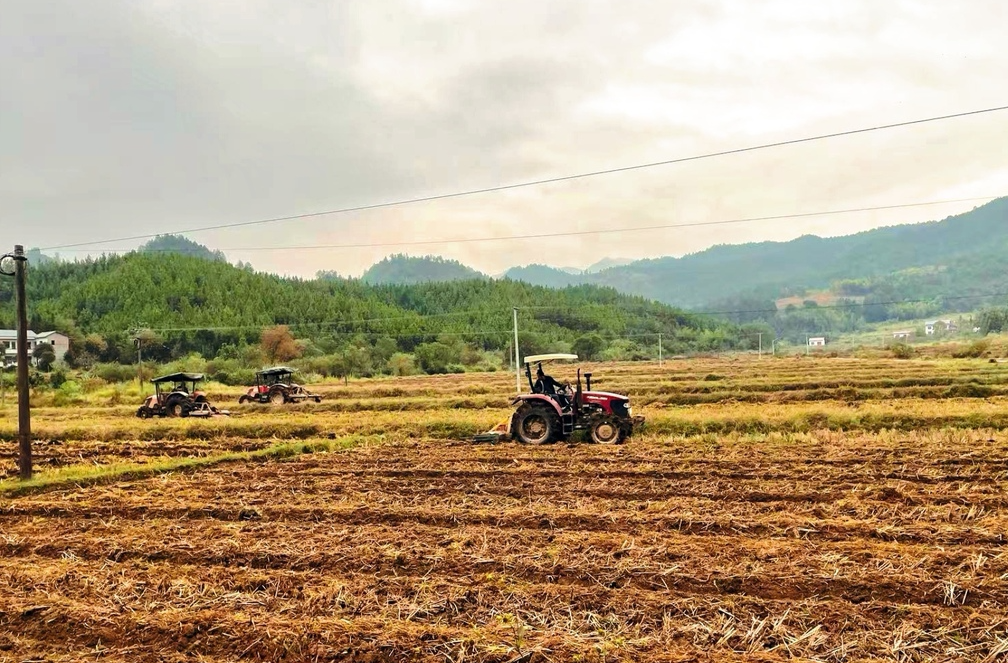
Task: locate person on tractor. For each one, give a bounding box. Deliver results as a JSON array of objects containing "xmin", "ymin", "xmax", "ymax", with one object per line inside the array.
[
  {"xmin": 535, "ymin": 363, "xmax": 574, "ymax": 411},
  {"xmin": 534, "ymin": 364, "xmax": 561, "ymax": 395}
]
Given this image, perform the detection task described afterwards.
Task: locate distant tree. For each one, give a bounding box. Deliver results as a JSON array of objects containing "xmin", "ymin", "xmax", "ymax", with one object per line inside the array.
[
  {"xmin": 261, "ymin": 325, "xmax": 301, "ymax": 363},
  {"xmin": 460, "ymin": 344, "xmax": 484, "ymax": 366},
  {"xmin": 372, "ymin": 337, "xmax": 398, "ymax": 364},
  {"xmin": 32, "ymin": 342, "xmax": 56, "ymax": 371},
  {"xmin": 215, "ymin": 342, "xmax": 242, "ymax": 360},
  {"xmin": 601, "ymin": 339, "xmax": 649, "ymax": 361},
  {"xmin": 891, "ymin": 343, "xmax": 915, "ymax": 360},
  {"xmin": 572, "ymin": 334, "xmax": 605, "ymax": 361},
  {"xmin": 331, "ymin": 345, "xmax": 374, "ymax": 378},
  {"xmin": 833, "ymin": 279, "xmax": 873, "ymax": 296},
  {"xmin": 415, "ymin": 341, "xmax": 462, "ymax": 374},
  {"xmin": 978, "ymin": 308, "xmax": 1008, "ymax": 335},
  {"xmin": 83, "ymin": 333, "xmax": 108, "ymax": 356},
  {"xmin": 386, "ymin": 352, "xmax": 416, "ymax": 376}
]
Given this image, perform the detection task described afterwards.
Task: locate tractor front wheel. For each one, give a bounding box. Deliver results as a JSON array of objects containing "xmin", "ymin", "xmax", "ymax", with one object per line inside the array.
[
  {"xmin": 589, "ymin": 417, "xmax": 625, "ymax": 445},
  {"xmin": 514, "ymin": 405, "xmax": 558, "ymax": 445}
]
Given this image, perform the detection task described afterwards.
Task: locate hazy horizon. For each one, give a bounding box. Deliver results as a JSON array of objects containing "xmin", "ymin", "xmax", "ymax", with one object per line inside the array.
[
  {"xmin": 34, "ymin": 195, "xmax": 1002, "ymax": 279},
  {"xmin": 5, "ymin": 1, "xmax": 1007, "ymax": 277}
]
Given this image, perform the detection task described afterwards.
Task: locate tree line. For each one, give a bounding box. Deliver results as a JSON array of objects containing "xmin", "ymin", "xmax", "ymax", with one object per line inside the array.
[{"xmin": 0, "ymin": 252, "xmax": 760, "ymax": 381}]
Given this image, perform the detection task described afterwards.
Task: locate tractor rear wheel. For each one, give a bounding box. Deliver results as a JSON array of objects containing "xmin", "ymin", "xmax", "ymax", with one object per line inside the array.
[
  {"xmin": 269, "ymin": 389, "xmax": 286, "ymax": 405},
  {"xmin": 168, "ymin": 401, "xmax": 186, "ymax": 418},
  {"xmin": 589, "ymin": 417, "xmax": 625, "ymax": 445},
  {"xmin": 514, "ymin": 405, "xmax": 559, "ymax": 445}
]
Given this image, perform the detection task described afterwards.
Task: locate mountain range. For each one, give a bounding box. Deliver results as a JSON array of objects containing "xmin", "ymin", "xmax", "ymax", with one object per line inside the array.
[
  {"xmin": 1, "ymin": 249, "xmax": 749, "ymax": 365},
  {"xmin": 357, "ymin": 198, "xmax": 1008, "ymax": 311},
  {"xmin": 17, "ymin": 197, "xmax": 1008, "ymax": 355}
]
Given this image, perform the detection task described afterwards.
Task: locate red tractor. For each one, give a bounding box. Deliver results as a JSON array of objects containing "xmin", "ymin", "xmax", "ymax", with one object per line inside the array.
[
  {"xmin": 507, "ymin": 353, "xmax": 644, "ymax": 444},
  {"xmin": 136, "ymin": 372, "xmax": 229, "ymax": 418},
  {"xmin": 238, "ymin": 366, "xmax": 322, "ymax": 405}
]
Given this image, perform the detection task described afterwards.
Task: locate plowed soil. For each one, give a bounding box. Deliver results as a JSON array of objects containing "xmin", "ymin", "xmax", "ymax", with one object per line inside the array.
[{"xmin": 2, "ymin": 429, "xmax": 1007, "ymax": 661}]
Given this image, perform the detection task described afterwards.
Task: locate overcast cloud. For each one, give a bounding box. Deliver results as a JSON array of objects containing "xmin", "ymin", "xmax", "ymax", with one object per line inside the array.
[{"xmin": 2, "ymin": 0, "xmax": 1006, "ymax": 276}]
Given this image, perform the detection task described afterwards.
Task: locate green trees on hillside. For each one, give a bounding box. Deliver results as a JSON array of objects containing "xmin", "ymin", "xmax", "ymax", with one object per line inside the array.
[
  {"xmin": 359, "ymin": 254, "xmax": 487, "ymax": 285},
  {"xmin": 0, "ymin": 252, "xmax": 758, "ymax": 378},
  {"xmin": 509, "ymin": 198, "xmax": 1008, "ymax": 309},
  {"xmin": 140, "ymin": 235, "xmax": 228, "ymax": 262}
]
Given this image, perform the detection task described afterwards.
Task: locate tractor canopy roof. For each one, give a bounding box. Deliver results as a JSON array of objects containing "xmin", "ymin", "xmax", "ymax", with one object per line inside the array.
[
  {"xmin": 152, "ymin": 372, "xmax": 205, "ymax": 384},
  {"xmin": 258, "ymin": 366, "xmax": 296, "ymax": 377},
  {"xmin": 523, "ymin": 353, "xmax": 578, "ymax": 365}
]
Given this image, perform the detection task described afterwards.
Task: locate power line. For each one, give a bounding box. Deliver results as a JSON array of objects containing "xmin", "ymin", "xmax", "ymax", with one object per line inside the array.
[
  {"xmin": 52, "ymin": 196, "xmax": 999, "ymax": 254},
  {"xmin": 148, "ymin": 308, "xmax": 491, "ymax": 333},
  {"xmin": 136, "ymin": 291, "xmax": 1008, "ymax": 337},
  {"xmin": 41, "ymin": 103, "xmax": 1008, "ymax": 252},
  {"xmin": 702, "ymin": 292, "xmax": 1008, "ymax": 317},
  {"xmin": 527, "ymin": 291, "xmax": 1008, "ymax": 318}
]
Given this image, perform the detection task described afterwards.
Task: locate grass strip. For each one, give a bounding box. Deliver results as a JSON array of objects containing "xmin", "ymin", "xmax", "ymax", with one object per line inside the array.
[{"xmin": 0, "ymin": 435, "xmax": 367, "ymax": 498}]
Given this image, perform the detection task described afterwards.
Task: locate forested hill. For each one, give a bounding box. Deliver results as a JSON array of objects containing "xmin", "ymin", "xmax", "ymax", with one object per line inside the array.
[
  {"xmin": 139, "ymin": 234, "xmax": 228, "ymax": 262},
  {"xmin": 360, "ymin": 255, "xmax": 487, "ymax": 284},
  {"xmin": 0, "ymin": 252, "xmax": 754, "ymax": 365},
  {"xmin": 504, "ymin": 197, "xmax": 1008, "ymax": 307}
]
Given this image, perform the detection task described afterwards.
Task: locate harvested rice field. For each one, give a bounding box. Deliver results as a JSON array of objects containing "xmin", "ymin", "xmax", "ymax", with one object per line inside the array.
[{"xmin": 1, "ymin": 356, "xmax": 1007, "ymax": 661}]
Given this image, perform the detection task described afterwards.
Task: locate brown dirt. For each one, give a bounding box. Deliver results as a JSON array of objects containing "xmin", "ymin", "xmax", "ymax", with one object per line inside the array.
[{"xmin": 2, "ymin": 433, "xmax": 1007, "ymax": 662}]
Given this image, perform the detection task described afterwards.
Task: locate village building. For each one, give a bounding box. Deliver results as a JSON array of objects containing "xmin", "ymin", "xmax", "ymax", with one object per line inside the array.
[
  {"xmin": 0, "ymin": 329, "xmax": 70, "ymax": 367},
  {"xmin": 924, "ymin": 320, "xmax": 959, "ymax": 336}
]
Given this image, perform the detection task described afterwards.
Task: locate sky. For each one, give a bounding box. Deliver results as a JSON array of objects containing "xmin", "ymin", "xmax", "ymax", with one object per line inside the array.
[{"xmin": 2, "ymin": 0, "xmax": 1006, "ymax": 277}]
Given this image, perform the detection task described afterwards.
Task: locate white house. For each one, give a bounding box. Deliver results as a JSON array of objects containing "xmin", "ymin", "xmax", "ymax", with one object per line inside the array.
[
  {"xmin": 808, "ymin": 337, "xmax": 826, "ymax": 347},
  {"xmin": 0, "ymin": 330, "xmax": 70, "ymax": 367},
  {"xmin": 925, "ymin": 319, "xmax": 958, "ymax": 336},
  {"xmin": 892, "ymin": 330, "xmax": 913, "ymax": 341},
  {"xmin": 35, "ymin": 331, "xmax": 70, "ymax": 361}
]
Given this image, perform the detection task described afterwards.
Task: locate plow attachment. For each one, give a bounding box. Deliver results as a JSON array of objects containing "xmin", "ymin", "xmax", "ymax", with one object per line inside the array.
[{"xmin": 472, "ymin": 419, "xmax": 514, "ymax": 444}]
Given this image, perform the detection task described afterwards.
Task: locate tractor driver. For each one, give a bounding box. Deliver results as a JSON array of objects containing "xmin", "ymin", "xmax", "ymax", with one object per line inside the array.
[{"xmin": 534, "ymin": 364, "xmax": 562, "ymax": 395}]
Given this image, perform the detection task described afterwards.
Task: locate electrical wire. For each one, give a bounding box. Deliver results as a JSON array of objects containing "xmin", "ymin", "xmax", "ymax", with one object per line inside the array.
[
  {"xmin": 52, "ymin": 196, "xmax": 999, "ymax": 254},
  {"xmin": 149, "ymin": 308, "xmax": 493, "ymax": 333},
  {"xmin": 40, "ymin": 104, "xmax": 1008, "ymax": 252},
  {"xmin": 137, "ymin": 291, "xmax": 1008, "ymax": 336}
]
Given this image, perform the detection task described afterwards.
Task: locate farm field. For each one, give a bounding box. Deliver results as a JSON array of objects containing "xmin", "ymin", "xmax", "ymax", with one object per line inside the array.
[{"xmin": 1, "ymin": 356, "xmax": 1008, "ymax": 661}]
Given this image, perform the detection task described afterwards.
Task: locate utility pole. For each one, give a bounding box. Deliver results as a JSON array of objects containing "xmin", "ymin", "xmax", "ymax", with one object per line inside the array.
[
  {"xmin": 658, "ymin": 333, "xmax": 663, "ymax": 368},
  {"xmin": 131, "ymin": 327, "xmax": 147, "ymax": 389},
  {"xmin": 513, "ymin": 307, "xmax": 521, "ymax": 394},
  {"xmin": 758, "ymin": 332, "xmax": 762, "ymax": 359},
  {"xmin": 1, "ymin": 246, "xmax": 32, "ymax": 480}
]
